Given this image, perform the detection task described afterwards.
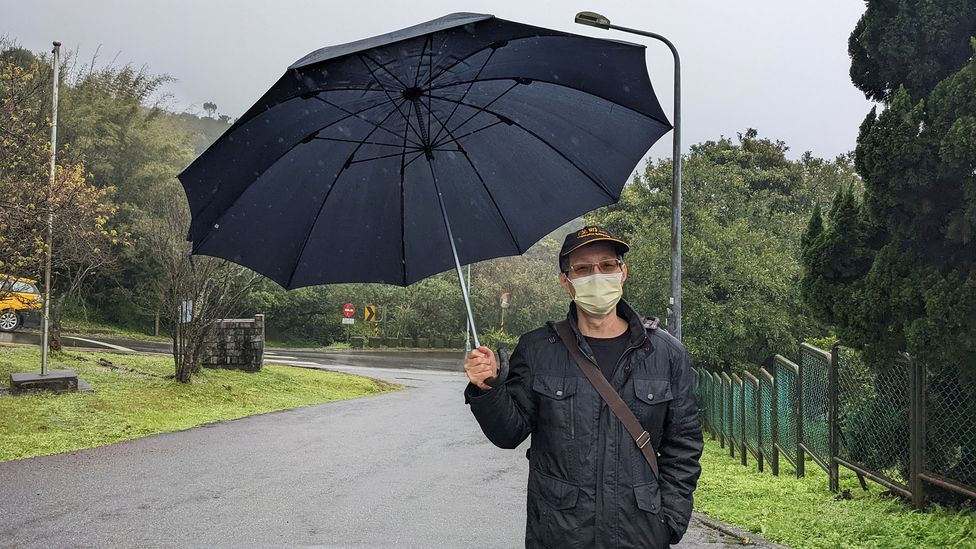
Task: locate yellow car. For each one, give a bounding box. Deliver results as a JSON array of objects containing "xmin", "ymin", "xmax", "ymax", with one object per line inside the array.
[{"xmin": 0, "ymin": 276, "xmax": 42, "ymax": 332}]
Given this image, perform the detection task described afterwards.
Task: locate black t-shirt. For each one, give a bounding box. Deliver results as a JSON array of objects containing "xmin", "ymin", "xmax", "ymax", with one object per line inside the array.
[{"xmin": 584, "ymin": 331, "xmax": 630, "ymax": 380}]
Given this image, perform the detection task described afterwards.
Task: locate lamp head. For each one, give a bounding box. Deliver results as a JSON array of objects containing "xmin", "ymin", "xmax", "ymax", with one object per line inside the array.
[{"xmin": 575, "ymin": 11, "xmax": 611, "ymax": 30}]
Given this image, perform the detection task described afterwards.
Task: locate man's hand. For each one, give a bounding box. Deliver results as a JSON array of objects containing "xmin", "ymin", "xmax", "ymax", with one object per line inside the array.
[{"xmin": 464, "ymin": 346, "xmax": 497, "ymax": 390}]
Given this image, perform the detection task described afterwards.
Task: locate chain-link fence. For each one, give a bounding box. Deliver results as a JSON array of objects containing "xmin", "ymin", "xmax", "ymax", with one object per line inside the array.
[
  {"xmin": 921, "ymin": 362, "xmax": 976, "ymax": 503},
  {"xmin": 732, "ymin": 374, "xmax": 745, "ymax": 464},
  {"xmin": 691, "ymin": 344, "xmax": 976, "ymax": 508},
  {"xmin": 722, "ymin": 372, "xmax": 734, "ymax": 457},
  {"xmin": 759, "ymin": 368, "xmax": 778, "ymax": 475},
  {"xmin": 834, "ymin": 347, "xmax": 910, "ymax": 494},
  {"xmin": 800, "ymin": 344, "xmax": 830, "ymax": 472},
  {"xmin": 774, "ymin": 355, "xmax": 799, "ymax": 471},
  {"xmin": 742, "ymin": 371, "xmax": 761, "ymax": 467}
]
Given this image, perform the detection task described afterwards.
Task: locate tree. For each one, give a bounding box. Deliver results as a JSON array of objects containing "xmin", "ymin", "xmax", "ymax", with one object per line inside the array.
[
  {"xmin": 805, "ymin": 2, "xmax": 976, "ymax": 369},
  {"xmin": 132, "ymin": 183, "xmax": 257, "ymax": 382},
  {"xmin": 802, "ymin": 1, "xmax": 976, "ymax": 496},
  {"xmin": 202, "ymin": 101, "xmax": 217, "ymax": 118},
  {"xmin": 849, "ymin": 1, "xmax": 976, "ymax": 102},
  {"xmin": 0, "ymin": 43, "xmax": 125, "ymax": 348}
]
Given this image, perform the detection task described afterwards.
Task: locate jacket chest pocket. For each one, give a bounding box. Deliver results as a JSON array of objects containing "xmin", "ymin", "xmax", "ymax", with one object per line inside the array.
[
  {"xmin": 633, "ymin": 377, "xmax": 674, "ymax": 428},
  {"xmin": 532, "ymin": 375, "xmax": 578, "ymax": 440}
]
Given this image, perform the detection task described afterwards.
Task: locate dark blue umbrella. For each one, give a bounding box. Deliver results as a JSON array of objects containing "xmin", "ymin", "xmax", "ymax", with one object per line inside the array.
[{"xmin": 178, "ymin": 12, "xmax": 671, "ymax": 347}]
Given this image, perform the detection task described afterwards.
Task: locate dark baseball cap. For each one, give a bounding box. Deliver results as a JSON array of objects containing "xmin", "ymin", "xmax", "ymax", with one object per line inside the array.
[{"xmin": 559, "ymin": 225, "xmax": 630, "ymax": 258}]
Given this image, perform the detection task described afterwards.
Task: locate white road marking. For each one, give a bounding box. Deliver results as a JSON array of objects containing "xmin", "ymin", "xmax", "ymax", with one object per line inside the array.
[
  {"xmin": 264, "ymin": 354, "xmax": 296, "ymax": 359},
  {"xmin": 265, "ymin": 359, "xmax": 323, "ymax": 366},
  {"xmin": 64, "ymin": 336, "xmax": 137, "ymax": 353}
]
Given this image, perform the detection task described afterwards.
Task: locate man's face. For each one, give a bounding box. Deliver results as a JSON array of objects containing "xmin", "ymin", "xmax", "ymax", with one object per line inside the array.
[{"xmin": 559, "ymin": 241, "xmax": 628, "ymax": 298}]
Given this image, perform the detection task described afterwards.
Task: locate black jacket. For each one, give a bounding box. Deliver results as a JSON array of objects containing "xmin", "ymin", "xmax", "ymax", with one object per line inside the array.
[{"xmin": 465, "ymin": 301, "xmax": 703, "ymax": 548}]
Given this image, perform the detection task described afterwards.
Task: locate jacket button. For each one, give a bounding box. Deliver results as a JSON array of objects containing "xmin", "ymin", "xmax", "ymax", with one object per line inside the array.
[
  {"xmin": 648, "ymin": 393, "xmax": 654, "ymax": 400},
  {"xmin": 556, "ymin": 390, "xmax": 563, "ymax": 396}
]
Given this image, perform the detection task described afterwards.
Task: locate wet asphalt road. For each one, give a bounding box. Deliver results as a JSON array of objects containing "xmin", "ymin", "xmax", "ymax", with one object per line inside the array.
[{"xmin": 0, "ymin": 348, "xmax": 769, "ymax": 548}]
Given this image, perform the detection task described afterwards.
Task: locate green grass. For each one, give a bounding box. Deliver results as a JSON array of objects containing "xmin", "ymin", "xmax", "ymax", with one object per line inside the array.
[
  {"xmin": 0, "ymin": 346, "xmax": 401, "ymax": 462},
  {"xmin": 695, "ymin": 439, "xmax": 976, "ymax": 548}
]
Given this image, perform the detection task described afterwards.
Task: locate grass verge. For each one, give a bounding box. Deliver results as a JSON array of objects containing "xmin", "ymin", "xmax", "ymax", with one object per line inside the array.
[
  {"xmin": 60, "ymin": 317, "xmax": 170, "ymax": 343},
  {"xmin": 695, "ymin": 439, "xmax": 976, "ymax": 548},
  {"xmin": 0, "ymin": 346, "xmax": 401, "ymax": 462}
]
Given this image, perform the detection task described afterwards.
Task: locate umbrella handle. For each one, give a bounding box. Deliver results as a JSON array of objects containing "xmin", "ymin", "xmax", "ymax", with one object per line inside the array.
[{"xmin": 485, "ymin": 345, "xmax": 510, "ymax": 388}]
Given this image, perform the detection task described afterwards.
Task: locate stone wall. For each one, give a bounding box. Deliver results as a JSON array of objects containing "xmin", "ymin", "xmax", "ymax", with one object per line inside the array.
[{"xmin": 201, "ymin": 314, "xmax": 265, "ymax": 372}]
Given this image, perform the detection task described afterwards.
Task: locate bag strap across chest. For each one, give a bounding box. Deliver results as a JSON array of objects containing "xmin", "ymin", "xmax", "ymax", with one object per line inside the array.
[{"xmin": 553, "ymin": 319, "xmax": 660, "ymax": 478}]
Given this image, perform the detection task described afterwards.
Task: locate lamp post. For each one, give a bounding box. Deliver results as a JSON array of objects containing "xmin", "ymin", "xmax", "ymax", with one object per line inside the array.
[
  {"xmin": 41, "ymin": 41, "xmax": 61, "ymax": 374},
  {"xmin": 575, "ymin": 11, "xmax": 683, "ymax": 341}
]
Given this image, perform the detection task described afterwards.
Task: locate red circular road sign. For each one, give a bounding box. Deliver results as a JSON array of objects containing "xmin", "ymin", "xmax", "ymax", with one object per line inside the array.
[{"xmin": 343, "ymin": 303, "xmax": 355, "ymax": 318}]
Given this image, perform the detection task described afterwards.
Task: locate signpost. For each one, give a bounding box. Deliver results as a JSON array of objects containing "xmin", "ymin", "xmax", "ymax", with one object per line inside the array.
[
  {"xmin": 499, "ymin": 292, "xmax": 511, "ymax": 334},
  {"xmin": 341, "ymin": 303, "xmax": 356, "ymax": 336},
  {"xmin": 364, "ymin": 305, "xmax": 378, "ymax": 322}
]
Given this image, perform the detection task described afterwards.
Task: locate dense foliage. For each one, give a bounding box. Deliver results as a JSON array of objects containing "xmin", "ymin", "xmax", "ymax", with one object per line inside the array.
[
  {"xmin": 802, "ymin": 0, "xmax": 976, "ymax": 500},
  {"xmin": 804, "ymin": 1, "xmax": 976, "ymax": 372}
]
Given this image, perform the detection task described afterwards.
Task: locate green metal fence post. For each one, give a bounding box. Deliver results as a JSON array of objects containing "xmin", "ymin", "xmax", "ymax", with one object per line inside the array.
[
  {"xmin": 909, "ymin": 353, "xmax": 925, "ymax": 509},
  {"xmin": 829, "ymin": 343, "xmax": 840, "ymax": 493},
  {"xmin": 770, "ymin": 371, "xmax": 779, "ymax": 476},
  {"xmin": 734, "ymin": 374, "xmax": 747, "ymax": 466},
  {"xmin": 796, "ymin": 355, "xmax": 806, "ymax": 478}
]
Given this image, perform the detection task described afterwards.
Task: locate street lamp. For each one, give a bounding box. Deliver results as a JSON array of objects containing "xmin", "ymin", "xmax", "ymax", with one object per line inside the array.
[{"xmin": 575, "ymin": 11, "xmax": 683, "ymax": 341}]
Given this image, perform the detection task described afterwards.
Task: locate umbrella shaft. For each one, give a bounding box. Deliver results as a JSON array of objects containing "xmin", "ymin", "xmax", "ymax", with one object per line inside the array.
[{"xmin": 429, "ymin": 162, "xmax": 480, "ymax": 350}]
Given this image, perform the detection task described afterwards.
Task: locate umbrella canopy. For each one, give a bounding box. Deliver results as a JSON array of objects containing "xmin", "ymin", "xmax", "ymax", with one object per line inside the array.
[{"xmin": 179, "ymin": 12, "xmax": 671, "ymax": 290}]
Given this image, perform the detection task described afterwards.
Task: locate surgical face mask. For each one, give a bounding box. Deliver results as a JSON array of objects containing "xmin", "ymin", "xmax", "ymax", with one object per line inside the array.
[{"xmin": 569, "ymin": 273, "xmax": 623, "ymax": 317}]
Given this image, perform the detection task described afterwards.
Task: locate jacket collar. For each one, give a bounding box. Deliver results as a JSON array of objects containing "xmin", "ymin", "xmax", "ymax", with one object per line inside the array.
[{"xmin": 566, "ymin": 300, "xmax": 650, "ymax": 350}]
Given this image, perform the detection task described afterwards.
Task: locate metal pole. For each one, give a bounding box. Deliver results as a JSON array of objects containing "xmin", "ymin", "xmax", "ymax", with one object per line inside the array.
[
  {"xmin": 465, "ymin": 264, "xmax": 472, "ymax": 352},
  {"xmin": 829, "ymin": 343, "xmax": 840, "ymax": 493},
  {"xmin": 427, "ymin": 161, "xmax": 480, "ymax": 350},
  {"xmin": 909, "ymin": 353, "xmax": 925, "ymax": 508},
  {"xmin": 41, "ymin": 41, "xmax": 61, "ymax": 375},
  {"xmin": 598, "ymin": 23, "xmax": 681, "ymax": 341}
]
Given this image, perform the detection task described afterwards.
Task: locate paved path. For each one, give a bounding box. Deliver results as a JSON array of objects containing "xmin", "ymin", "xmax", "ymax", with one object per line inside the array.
[{"xmin": 0, "ymin": 355, "xmax": 779, "ymax": 548}]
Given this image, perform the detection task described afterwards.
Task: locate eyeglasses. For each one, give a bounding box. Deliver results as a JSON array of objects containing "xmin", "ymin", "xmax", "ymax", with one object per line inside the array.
[{"xmin": 565, "ymin": 259, "xmax": 623, "ymax": 277}]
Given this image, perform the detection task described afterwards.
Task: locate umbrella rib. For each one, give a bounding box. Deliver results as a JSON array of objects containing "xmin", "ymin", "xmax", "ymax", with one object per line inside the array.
[
  {"xmin": 412, "ymin": 34, "xmax": 431, "ymax": 88},
  {"xmin": 192, "ymin": 99, "xmax": 404, "ymax": 227},
  {"xmin": 359, "ymin": 52, "xmax": 409, "ymax": 88},
  {"xmin": 422, "ymin": 38, "xmax": 523, "ymax": 87},
  {"xmin": 282, "ymin": 102, "xmax": 409, "ymax": 289},
  {"xmin": 347, "ymin": 150, "xmax": 414, "ymax": 165},
  {"xmin": 431, "ymin": 77, "xmax": 672, "ymax": 128},
  {"xmin": 231, "ymin": 87, "xmax": 390, "ymax": 128},
  {"xmin": 429, "ymin": 48, "xmax": 496, "ymax": 146},
  {"xmin": 428, "ymin": 93, "xmax": 617, "ymax": 200},
  {"xmin": 425, "ymin": 108, "xmax": 522, "ymax": 251},
  {"xmin": 426, "ymin": 38, "xmax": 434, "ymax": 151},
  {"xmin": 431, "ymin": 81, "xmax": 518, "ymax": 144},
  {"xmin": 402, "ymin": 149, "xmax": 428, "ymax": 169},
  {"xmin": 312, "ymin": 136, "xmax": 418, "ymax": 149},
  {"xmin": 398, "ymin": 99, "xmax": 413, "ymax": 285},
  {"xmin": 431, "ymin": 120, "xmax": 503, "ymax": 148},
  {"xmin": 357, "ymin": 54, "xmax": 426, "ymax": 146},
  {"xmin": 313, "ymin": 95, "xmax": 422, "ymax": 148}
]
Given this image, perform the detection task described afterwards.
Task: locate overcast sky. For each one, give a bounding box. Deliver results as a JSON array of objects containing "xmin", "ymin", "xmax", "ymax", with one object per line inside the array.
[{"xmin": 6, "ymin": 0, "xmax": 872, "ymax": 162}]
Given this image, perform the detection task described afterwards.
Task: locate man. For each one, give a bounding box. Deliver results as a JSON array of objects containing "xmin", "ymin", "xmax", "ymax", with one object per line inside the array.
[{"xmin": 464, "ymin": 226, "xmax": 703, "ymax": 548}]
